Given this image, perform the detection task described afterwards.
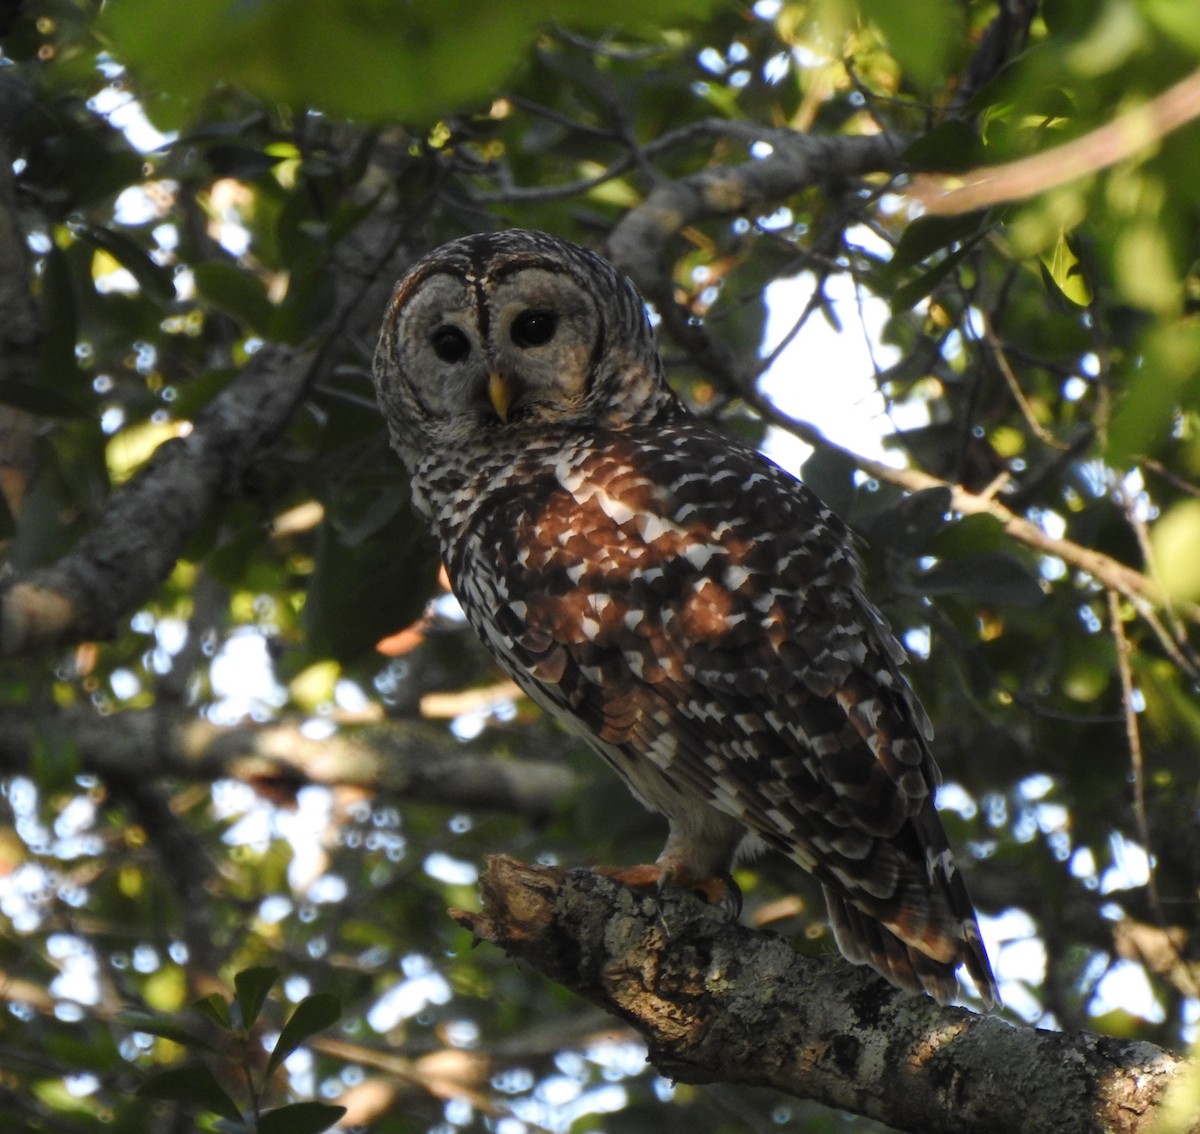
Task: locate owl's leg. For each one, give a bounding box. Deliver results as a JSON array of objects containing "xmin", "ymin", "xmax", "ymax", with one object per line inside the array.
[
  {"xmin": 595, "ymin": 811, "xmax": 746, "ymax": 915},
  {"xmin": 594, "ymin": 862, "xmax": 742, "ymax": 914}
]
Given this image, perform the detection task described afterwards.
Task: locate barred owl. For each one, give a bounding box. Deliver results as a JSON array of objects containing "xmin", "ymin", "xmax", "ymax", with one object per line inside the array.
[{"xmin": 373, "ymin": 229, "xmax": 999, "ymax": 1007}]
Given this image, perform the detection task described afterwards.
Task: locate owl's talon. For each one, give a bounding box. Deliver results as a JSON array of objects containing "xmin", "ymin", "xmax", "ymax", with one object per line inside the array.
[
  {"xmin": 593, "ymin": 864, "xmax": 741, "ymax": 917},
  {"xmin": 592, "ymin": 863, "xmax": 665, "ymax": 893}
]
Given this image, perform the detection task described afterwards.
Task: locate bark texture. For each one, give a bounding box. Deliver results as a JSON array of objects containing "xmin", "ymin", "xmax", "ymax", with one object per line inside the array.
[{"xmin": 453, "ymin": 855, "xmax": 1197, "ymax": 1134}]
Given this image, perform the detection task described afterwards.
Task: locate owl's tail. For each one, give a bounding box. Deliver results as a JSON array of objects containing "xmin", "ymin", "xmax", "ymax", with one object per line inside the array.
[{"xmin": 823, "ymin": 884, "xmax": 1000, "ymax": 1009}]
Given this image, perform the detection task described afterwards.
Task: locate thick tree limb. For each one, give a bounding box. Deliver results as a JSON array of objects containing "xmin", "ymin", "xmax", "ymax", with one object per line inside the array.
[
  {"xmin": 453, "ymin": 856, "xmax": 1196, "ymax": 1134},
  {"xmin": 0, "ymin": 345, "xmax": 314, "ymax": 656},
  {"xmin": 0, "ymin": 708, "xmax": 575, "ymax": 820}
]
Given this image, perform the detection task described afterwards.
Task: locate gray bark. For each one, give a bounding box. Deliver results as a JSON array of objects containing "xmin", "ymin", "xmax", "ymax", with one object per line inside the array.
[{"xmin": 454, "ymin": 855, "xmax": 1197, "ymax": 1134}]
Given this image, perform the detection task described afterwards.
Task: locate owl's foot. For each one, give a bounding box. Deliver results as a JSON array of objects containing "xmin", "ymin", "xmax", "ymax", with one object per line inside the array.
[{"xmin": 594, "ymin": 864, "xmax": 743, "ymax": 917}]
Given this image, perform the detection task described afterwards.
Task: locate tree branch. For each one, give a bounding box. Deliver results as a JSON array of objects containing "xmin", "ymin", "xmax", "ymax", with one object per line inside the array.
[
  {"xmin": 453, "ymin": 856, "xmax": 1194, "ymax": 1134},
  {"xmin": 0, "ymin": 344, "xmax": 315, "ymax": 656},
  {"xmin": 0, "ymin": 707, "xmax": 576, "ymax": 821},
  {"xmin": 912, "ymin": 65, "xmax": 1200, "ymax": 215},
  {"xmin": 606, "ymin": 130, "xmax": 902, "ymax": 384}
]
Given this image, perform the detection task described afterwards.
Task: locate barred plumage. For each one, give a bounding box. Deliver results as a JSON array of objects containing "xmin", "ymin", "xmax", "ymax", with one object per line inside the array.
[{"xmin": 373, "ymin": 228, "xmax": 999, "ymax": 1007}]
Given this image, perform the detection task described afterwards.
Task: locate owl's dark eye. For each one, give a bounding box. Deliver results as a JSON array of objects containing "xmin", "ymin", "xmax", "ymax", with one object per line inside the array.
[
  {"xmin": 431, "ymin": 326, "xmax": 471, "ymax": 363},
  {"xmin": 511, "ymin": 310, "xmax": 557, "ymax": 348}
]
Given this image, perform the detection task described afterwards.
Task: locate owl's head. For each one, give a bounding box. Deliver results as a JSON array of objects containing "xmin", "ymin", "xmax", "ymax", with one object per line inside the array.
[{"xmin": 373, "ymin": 230, "xmax": 674, "ymax": 467}]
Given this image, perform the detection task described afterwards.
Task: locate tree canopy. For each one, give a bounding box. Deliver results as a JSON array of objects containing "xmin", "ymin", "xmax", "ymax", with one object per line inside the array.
[{"xmin": 2, "ymin": 1, "xmax": 1200, "ymax": 1131}]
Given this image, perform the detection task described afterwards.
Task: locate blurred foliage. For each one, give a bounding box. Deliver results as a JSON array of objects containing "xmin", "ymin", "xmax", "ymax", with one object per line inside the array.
[{"xmin": 1, "ymin": 0, "xmax": 1200, "ymax": 1131}]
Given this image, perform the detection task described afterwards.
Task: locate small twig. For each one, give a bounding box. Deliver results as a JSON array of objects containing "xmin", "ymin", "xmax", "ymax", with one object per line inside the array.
[
  {"xmin": 1109, "ymin": 472, "xmax": 1200, "ymax": 678},
  {"xmin": 752, "ymin": 269, "xmax": 828, "ymax": 379},
  {"xmin": 742, "ymin": 387, "xmax": 1168, "ymax": 611},
  {"xmin": 979, "ymin": 313, "xmax": 1070, "ymax": 450},
  {"xmin": 1106, "ymin": 589, "xmax": 1153, "ymax": 879},
  {"xmin": 472, "ymin": 118, "xmax": 812, "ymax": 206},
  {"xmin": 1142, "ymin": 458, "xmax": 1200, "ymax": 501},
  {"xmin": 911, "ymin": 65, "xmax": 1200, "ymax": 214}
]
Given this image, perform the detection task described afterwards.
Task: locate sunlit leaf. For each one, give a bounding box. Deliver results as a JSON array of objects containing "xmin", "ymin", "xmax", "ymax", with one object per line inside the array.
[
  {"xmin": 1144, "ymin": 0, "xmax": 1200, "ymax": 55},
  {"xmin": 1040, "ymin": 232, "xmax": 1091, "ymax": 307},
  {"xmin": 1109, "ymin": 323, "xmax": 1200, "ymax": 465},
  {"xmin": 1151, "ymin": 499, "xmax": 1200, "ymax": 604},
  {"xmin": 858, "ymin": 0, "xmax": 961, "ymax": 85},
  {"xmin": 1114, "ymin": 220, "xmax": 1180, "ymax": 315},
  {"xmin": 105, "ymin": 420, "xmax": 188, "ymax": 485}
]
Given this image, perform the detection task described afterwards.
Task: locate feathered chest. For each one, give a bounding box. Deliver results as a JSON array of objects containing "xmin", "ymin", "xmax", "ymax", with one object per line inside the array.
[{"xmin": 425, "ymin": 424, "xmax": 871, "ymax": 694}]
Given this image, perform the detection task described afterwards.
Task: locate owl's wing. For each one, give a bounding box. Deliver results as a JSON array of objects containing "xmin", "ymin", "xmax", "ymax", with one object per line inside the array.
[{"xmin": 454, "ymin": 420, "xmax": 997, "ymax": 1006}]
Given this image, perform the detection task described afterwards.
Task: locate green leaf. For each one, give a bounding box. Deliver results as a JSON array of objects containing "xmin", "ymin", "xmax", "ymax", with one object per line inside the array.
[
  {"xmin": 192, "ymin": 261, "xmax": 275, "ymax": 335},
  {"xmin": 74, "ymin": 223, "xmax": 177, "ymax": 303},
  {"xmin": 135, "ymin": 1066, "xmax": 242, "ymax": 1122},
  {"xmin": 103, "ymin": 0, "xmax": 722, "ymax": 124},
  {"xmin": 258, "ymin": 1102, "xmax": 347, "ymax": 1134},
  {"xmin": 117, "ymin": 1009, "xmax": 219, "ymax": 1052},
  {"xmin": 1150, "ymin": 499, "xmax": 1200, "ymax": 604},
  {"xmin": 1113, "ymin": 218, "xmax": 1180, "ymax": 315},
  {"xmin": 799, "ymin": 445, "xmax": 857, "ymax": 521},
  {"xmin": 1108, "ymin": 323, "xmax": 1200, "ymax": 465},
  {"xmin": 192, "ymin": 993, "xmax": 232, "ymax": 1030},
  {"xmin": 919, "ymin": 552, "xmax": 1045, "ymax": 607},
  {"xmin": 233, "ymin": 966, "xmax": 279, "ymax": 1029},
  {"xmin": 890, "ymin": 214, "xmax": 984, "ymax": 275},
  {"xmin": 305, "ymin": 505, "xmax": 439, "ymax": 663},
  {"xmin": 902, "ymin": 120, "xmax": 983, "ymax": 173},
  {"xmin": 889, "ymin": 243, "xmax": 973, "ymax": 312},
  {"xmin": 36, "ymin": 244, "xmax": 83, "ymax": 390},
  {"xmin": 1040, "ymin": 232, "xmax": 1092, "ymax": 307},
  {"xmin": 859, "ymin": 488, "xmax": 952, "ymax": 555},
  {"xmin": 1145, "ymin": 0, "xmax": 1200, "ymax": 55},
  {"xmin": 859, "ymin": 0, "xmax": 961, "ymax": 85},
  {"xmin": 266, "ymin": 994, "xmax": 342, "ymax": 1078}
]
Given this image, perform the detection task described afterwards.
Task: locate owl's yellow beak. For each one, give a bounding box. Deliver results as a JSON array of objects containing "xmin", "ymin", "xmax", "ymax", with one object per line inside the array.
[{"xmin": 487, "ymin": 371, "xmax": 513, "ymax": 423}]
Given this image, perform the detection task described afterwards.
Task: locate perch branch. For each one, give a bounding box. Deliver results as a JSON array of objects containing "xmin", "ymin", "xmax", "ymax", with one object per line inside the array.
[{"xmin": 453, "ymin": 856, "xmax": 1195, "ymax": 1134}]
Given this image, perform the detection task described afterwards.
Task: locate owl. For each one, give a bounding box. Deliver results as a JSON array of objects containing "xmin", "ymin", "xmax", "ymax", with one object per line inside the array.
[{"xmin": 373, "ymin": 228, "xmax": 999, "ymax": 1008}]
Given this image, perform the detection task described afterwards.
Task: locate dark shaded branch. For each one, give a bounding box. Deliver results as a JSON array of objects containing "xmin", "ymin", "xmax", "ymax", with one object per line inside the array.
[
  {"xmin": 949, "ymin": 0, "xmax": 1037, "ymax": 113},
  {"xmin": 100, "ymin": 768, "xmax": 223, "ymax": 978},
  {"xmin": 0, "ymin": 345, "xmax": 315, "ymax": 656},
  {"xmin": 453, "ymin": 856, "xmax": 1194, "ymax": 1134},
  {"xmin": 0, "ymin": 111, "xmax": 41, "ymax": 528},
  {"xmin": 0, "ymin": 708, "xmax": 576, "ymax": 820}
]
